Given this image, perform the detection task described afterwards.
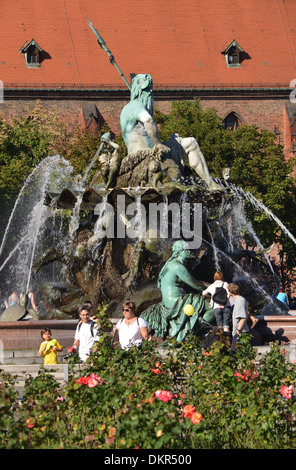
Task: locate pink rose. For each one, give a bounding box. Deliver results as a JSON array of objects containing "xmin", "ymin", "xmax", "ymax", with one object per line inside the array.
[
  {"xmin": 155, "ymin": 390, "xmax": 174, "ymax": 402},
  {"xmin": 280, "ymin": 385, "xmax": 294, "ymax": 399},
  {"xmin": 76, "ymin": 373, "xmax": 103, "ymax": 387},
  {"xmin": 87, "ymin": 373, "xmax": 103, "ymax": 388},
  {"xmin": 234, "ymin": 369, "xmax": 259, "ymax": 382}
]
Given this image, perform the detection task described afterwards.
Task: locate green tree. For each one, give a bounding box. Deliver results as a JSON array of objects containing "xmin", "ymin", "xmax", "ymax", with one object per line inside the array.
[
  {"xmin": 61, "ymin": 123, "xmax": 114, "ymax": 186},
  {"xmin": 155, "ymin": 99, "xmax": 234, "ymax": 171},
  {"xmin": 0, "ymin": 103, "xmax": 69, "ymax": 200}
]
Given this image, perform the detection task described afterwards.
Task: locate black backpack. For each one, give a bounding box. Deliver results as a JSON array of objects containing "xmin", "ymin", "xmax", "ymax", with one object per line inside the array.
[
  {"xmin": 78, "ymin": 321, "xmax": 96, "ymax": 337},
  {"xmin": 212, "ymin": 283, "xmax": 228, "ymax": 306}
]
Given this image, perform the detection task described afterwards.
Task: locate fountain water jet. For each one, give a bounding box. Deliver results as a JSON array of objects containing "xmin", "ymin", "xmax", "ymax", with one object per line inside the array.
[
  {"xmin": 220, "ymin": 179, "xmax": 296, "ymax": 247},
  {"xmin": 0, "ymin": 156, "xmax": 74, "ymax": 319}
]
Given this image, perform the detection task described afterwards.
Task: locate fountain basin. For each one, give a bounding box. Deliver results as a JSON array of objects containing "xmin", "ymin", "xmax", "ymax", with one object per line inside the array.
[
  {"xmin": 0, "ymin": 320, "xmax": 78, "ymax": 350},
  {"xmin": 1, "ymin": 315, "xmax": 296, "ymax": 352},
  {"xmin": 255, "ymin": 313, "xmax": 296, "ymax": 344},
  {"xmin": 0, "ymin": 319, "xmax": 116, "ymax": 350}
]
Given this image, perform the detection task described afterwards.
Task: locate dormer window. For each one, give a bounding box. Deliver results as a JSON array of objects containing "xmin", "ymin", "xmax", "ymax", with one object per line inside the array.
[
  {"xmin": 20, "ymin": 39, "xmax": 43, "ymax": 68},
  {"xmin": 221, "ymin": 40, "xmax": 243, "ymax": 68}
]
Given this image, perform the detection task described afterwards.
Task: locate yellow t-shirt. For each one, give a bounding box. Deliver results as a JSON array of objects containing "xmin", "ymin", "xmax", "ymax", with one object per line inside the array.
[{"xmin": 39, "ymin": 339, "xmax": 62, "ymax": 364}]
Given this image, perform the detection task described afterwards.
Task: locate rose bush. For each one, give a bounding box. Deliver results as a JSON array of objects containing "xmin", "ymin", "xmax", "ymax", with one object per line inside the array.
[{"xmin": 0, "ymin": 327, "xmax": 295, "ymax": 449}]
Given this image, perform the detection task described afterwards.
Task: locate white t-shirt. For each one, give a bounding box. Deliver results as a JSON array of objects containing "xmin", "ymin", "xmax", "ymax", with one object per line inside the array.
[
  {"xmin": 74, "ymin": 321, "xmax": 100, "ymax": 361},
  {"xmin": 116, "ymin": 317, "xmax": 148, "ymax": 349},
  {"xmin": 202, "ymin": 280, "xmax": 230, "ymax": 309}
]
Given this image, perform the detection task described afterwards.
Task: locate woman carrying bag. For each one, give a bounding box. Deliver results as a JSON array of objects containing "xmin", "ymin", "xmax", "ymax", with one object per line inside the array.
[{"xmin": 113, "ymin": 301, "xmax": 148, "ymax": 349}]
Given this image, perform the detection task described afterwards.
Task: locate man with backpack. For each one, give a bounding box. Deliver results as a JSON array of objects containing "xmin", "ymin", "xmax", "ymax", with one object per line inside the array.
[
  {"xmin": 71, "ymin": 305, "xmax": 101, "ymax": 362},
  {"xmin": 202, "ymin": 271, "xmax": 232, "ymax": 333}
]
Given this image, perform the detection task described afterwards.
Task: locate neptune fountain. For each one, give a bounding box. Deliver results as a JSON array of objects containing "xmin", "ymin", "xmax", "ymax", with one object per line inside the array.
[
  {"xmin": 0, "ymin": 22, "xmax": 294, "ymax": 345},
  {"xmin": 0, "ymin": 71, "xmax": 290, "ymax": 342}
]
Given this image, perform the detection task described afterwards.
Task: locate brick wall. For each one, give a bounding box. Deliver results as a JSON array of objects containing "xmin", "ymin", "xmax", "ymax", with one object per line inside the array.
[
  {"xmin": 200, "ymin": 98, "xmax": 285, "ymax": 134},
  {"xmin": 0, "ymin": 96, "xmax": 292, "ymax": 152}
]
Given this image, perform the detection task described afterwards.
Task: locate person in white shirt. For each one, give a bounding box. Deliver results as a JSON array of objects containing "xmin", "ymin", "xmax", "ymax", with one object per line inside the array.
[
  {"xmin": 115, "ymin": 301, "xmax": 148, "ymax": 350},
  {"xmin": 71, "ymin": 306, "xmax": 100, "ymax": 362},
  {"xmin": 202, "ymin": 271, "xmax": 232, "ymax": 333}
]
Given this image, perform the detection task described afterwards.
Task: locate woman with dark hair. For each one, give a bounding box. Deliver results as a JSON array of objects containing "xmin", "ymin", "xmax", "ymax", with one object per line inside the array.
[{"xmin": 114, "ymin": 301, "xmax": 148, "ymax": 349}]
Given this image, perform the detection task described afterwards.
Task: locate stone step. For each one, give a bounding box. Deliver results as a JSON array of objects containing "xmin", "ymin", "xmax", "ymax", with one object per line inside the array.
[
  {"xmin": 253, "ymin": 345, "xmax": 296, "ymax": 363},
  {"xmin": 0, "ymin": 363, "xmax": 66, "ymax": 379},
  {"xmin": 0, "ymin": 364, "xmax": 65, "ymax": 398},
  {"xmin": 0, "ymin": 319, "xmax": 118, "ymax": 351},
  {"xmin": 2, "ymin": 349, "xmax": 65, "ymax": 365},
  {"xmin": 0, "ymin": 363, "xmax": 86, "ymax": 398}
]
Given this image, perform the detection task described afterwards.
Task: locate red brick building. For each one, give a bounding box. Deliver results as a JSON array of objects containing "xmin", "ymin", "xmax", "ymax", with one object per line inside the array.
[{"xmin": 0, "ymin": 0, "xmax": 296, "ymax": 154}]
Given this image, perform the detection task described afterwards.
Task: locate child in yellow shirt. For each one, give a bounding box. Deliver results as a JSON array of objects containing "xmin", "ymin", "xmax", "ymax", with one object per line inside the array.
[{"xmin": 39, "ymin": 328, "xmax": 63, "ymax": 365}]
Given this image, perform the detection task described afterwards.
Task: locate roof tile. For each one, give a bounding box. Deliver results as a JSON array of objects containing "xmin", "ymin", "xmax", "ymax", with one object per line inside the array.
[{"xmin": 0, "ymin": 0, "xmax": 295, "ymax": 88}]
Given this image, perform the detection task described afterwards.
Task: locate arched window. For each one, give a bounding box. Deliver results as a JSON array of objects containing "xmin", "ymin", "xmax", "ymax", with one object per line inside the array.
[
  {"xmin": 291, "ymin": 136, "xmax": 296, "ymax": 155},
  {"xmin": 223, "ymin": 112, "xmax": 240, "ymax": 131}
]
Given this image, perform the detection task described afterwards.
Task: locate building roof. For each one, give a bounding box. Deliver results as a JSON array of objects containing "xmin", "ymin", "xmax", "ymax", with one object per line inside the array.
[{"xmin": 0, "ymin": 0, "xmax": 296, "ymax": 90}]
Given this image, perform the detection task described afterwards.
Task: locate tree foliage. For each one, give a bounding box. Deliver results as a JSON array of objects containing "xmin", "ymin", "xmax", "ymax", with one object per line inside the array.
[
  {"xmin": 155, "ymin": 99, "xmax": 234, "ymax": 171},
  {"xmin": 0, "ymin": 103, "xmax": 116, "ymax": 202},
  {"xmin": 0, "ymin": 102, "xmax": 70, "ymax": 200}
]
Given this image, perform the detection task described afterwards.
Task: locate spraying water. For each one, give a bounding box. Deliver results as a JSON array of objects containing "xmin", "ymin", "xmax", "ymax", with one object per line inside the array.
[
  {"xmin": 244, "ymin": 190, "xmax": 296, "ymax": 246},
  {"xmin": 81, "ymin": 143, "xmax": 103, "ymax": 186},
  {"xmin": 230, "ymin": 199, "xmax": 274, "ymax": 273},
  {"xmin": 0, "ymin": 156, "xmax": 71, "ymax": 258},
  {"xmin": 69, "ymin": 194, "xmax": 83, "ymax": 235},
  {"xmin": 67, "ymin": 148, "xmax": 103, "ymax": 240},
  {"xmin": 220, "ymin": 179, "xmax": 296, "ymax": 247},
  {"xmin": 0, "ymin": 155, "xmax": 74, "ymax": 297},
  {"xmin": 93, "ymin": 196, "xmax": 108, "ymax": 237},
  {"xmin": 206, "ymin": 221, "xmax": 220, "ymax": 271},
  {"xmin": 1, "ymin": 161, "xmax": 291, "ymax": 318}
]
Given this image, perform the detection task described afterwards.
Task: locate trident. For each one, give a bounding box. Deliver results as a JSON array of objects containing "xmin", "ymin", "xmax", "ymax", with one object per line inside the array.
[{"xmin": 87, "ymin": 18, "xmax": 131, "ymax": 91}]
